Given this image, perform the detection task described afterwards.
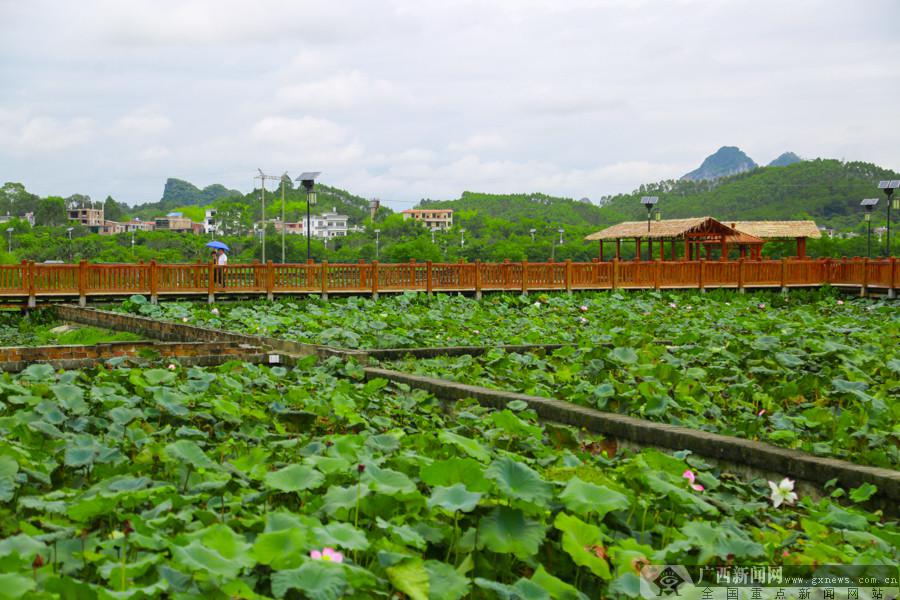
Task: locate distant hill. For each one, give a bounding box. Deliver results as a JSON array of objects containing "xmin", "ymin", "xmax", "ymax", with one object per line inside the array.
[
  {"xmin": 598, "ymin": 159, "xmax": 900, "ymax": 230},
  {"xmin": 681, "ymin": 146, "xmax": 758, "ymax": 181},
  {"xmin": 160, "ymin": 178, "xmax": 242, "ymax": 209},
  {"xmin": 418, "ymin": 191, "xmax": 605, "ymax": 228},
  {"xmin": 768, "ymin": 152, "xmax": 802, "ymax": 167}
]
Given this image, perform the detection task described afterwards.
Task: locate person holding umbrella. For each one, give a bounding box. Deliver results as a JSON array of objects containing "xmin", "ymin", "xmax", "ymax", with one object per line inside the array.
[{"xmin": 207, "ymin": 241, "xmax": 229, "ymax": 287}]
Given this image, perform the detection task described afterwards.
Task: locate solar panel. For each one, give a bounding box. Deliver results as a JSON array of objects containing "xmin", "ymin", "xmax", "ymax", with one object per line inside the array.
[
  {"xmin": 860, "ymin": 198, "xmax": 879, "ymax": 207},
  {"xmin": 890, "ymin": 180, "xmax": 900, "ymax": 189},
  {"xmin": 640, "ymin": 196, "xmax": 659, "ymax": 205},
  {"xmin": 878, "ymin": 181, "xmax": 890, "ymax": 189},
  {"xmin": 296, "ymin": 172, "xmax": 321, "ymax": 181}
]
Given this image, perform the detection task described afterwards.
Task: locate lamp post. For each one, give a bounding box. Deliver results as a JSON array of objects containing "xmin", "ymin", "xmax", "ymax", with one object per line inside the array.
[
  {"xmin": 374, "ymin": 229, "xmax": 380, "ymax": 260},
  {"xmin": 131, "ymin": 230, "xmax": 136, "ymax": 257},
  {"xmin": 296, "ymin": 172, "xmax": 320, "ymax": 261},
  {"xmin": 861, "ymin": 198, "xmax": 879, "ymax": 258},
  {"xmin": 5, "ymin": 227, "xmax": 13, "ymax": 253},
  {"xmin": 280, "ymin": 173, "xmax": 291, "ymax": 263},
  {"xmin": 460, "ymin": 228, "xmax": 466, "ymax": 248},
  {"xmin": 66, "ymin": 227, "xmax": 74, "ymax": 261},
  {"xmin": 641, "ymin": 196, "xmax": 659, "ymax": 233},
  {"xmin": 878, "ymin": 180, "xmax": 899, "ymax": 256},
  {"xmin": 529, "ymin": 228, "xmax": 536, "ymax": 241},
  {"xmin": 431, "ymin": 229, "xmax": 436, "ymax": 244}
]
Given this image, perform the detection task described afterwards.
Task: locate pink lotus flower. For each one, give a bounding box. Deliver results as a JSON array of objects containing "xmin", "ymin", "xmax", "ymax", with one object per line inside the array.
[
  {"xmin": 757, "ymin": 409, "xmax": 766, "ymax": 417},
  {"xmin": 836, "ymin": 300, "xmax": 844, "ymax": 305},
  {"xmin": 210, "ymin": 307, "xmax": 220, "ymax": 316},
  {"xmin": 758, "ymin": 303, "xmax": 766, "ymax": 309},
  {"xmin": 579, "ymin": 317, "xmax": 588, "ymax": 324},
  {"xmin": 472, "ymin": 329, "xmax": 480, "ymax": 334},
  {"xmin": 668, "ymin": 303, "xmax": 677, "ymax": 308},
  {"xmin": 310, "ymin": 547, "xmax": 344, "ymax": 563},
  {"xmin": 682, "ymin": 470, "xmax": 704, "ymax": 491},
  {"xmin": 580, "ymin": 305, "xmax": 589, "ymax": 312},
  {"xmin": 782, "ymin": 550, "xmax": 789, "ymax": 557},
  {"xmin": 168, "ymin": 364, "xmax": 177, "ymax": 371}
]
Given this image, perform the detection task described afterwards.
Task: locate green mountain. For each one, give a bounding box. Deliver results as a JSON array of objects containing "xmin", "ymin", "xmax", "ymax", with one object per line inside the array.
[
  {"xmin": 768, "ymin": 152, "xmax": 802, "ymax": 167},
  {"xmin": 681, "ymin": 146, "xmax": 758, "ymax": 181},
  {"xmin": 597, "ymin": 159, "xmax": 899, "ymax": 230},
  {"xmin": 160, "ymin": 178, "xmax": 242, "ymax": 209},
  {"xmin": 418, "ymin": 191, "xmax": 605, "ymax": 228}
]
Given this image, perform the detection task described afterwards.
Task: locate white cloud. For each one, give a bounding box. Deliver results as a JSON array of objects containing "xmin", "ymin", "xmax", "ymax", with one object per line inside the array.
[
  {"xmin": 448, "ymin": 133, "xmax": 506, "ymax": 153},
  {"xmin": 0, "ymin": 114, "xmax": 94, "ymax": 152},
  {"xmin": 115, "ymin": 113, "xmax": 171, "ymax": 136},
  {"xmin": 277, "ymin": 71, "xmax": 409, "ymax": 111}
]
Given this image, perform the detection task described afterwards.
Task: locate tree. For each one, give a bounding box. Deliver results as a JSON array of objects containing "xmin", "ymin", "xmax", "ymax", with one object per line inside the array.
[
  {"xmin": 104, "ymin": 195, "xmax": 127, "ymax": 222},
  {"xmin": 35, "ymin": 197, "xmax": 67, "ymax": 227}
]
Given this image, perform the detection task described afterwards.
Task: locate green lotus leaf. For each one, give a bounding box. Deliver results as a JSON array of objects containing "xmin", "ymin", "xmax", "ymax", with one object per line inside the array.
[
  {"xmin": 554, "ymin": 513, "xmax": 611, "ymax": 580},
  {"xmin": 143, "ymin": 368, "xmax": 177, "ymax": 386},
  {"xmin": 530, "ymin": 565, "xmax": 588, "ymax": 600},
  {"xmin": 438, "ymin": 431, "xmax": 491, "ymax": 463},
  {"xmin": 558, "ymin": 477, "xmax": 629, "ymax": 519},
  {"xmin": 264, "ymin": 464, "xmax": 325, "ymax": 493},
  {"xmin": 163, "ymin": 440, "xmax": 217, "ymax": 470},
  {"xmin": 419, "ymin": 458, "xmax": 490, "ymax": 492},
  {"xmin": 362, "ymin": 463, "xmax": 417, "ymax": 496},
  {"xmin": 387, "ymin": 557, "xmax": 429, "ymax": 600},
  {"xmin": 321, "ymin": 484, "xmax": 371, "ymax": 517},
  {"xmin": 0, "ymin": 573, "xmax": 36, "ymax": 599},
  {"xmin": 313, "ymin": 522, "xmax": 369, "ymax": 551},
  {"xmin": 171, "ymin": 540, "xmax": 244, "ymax": 580},
  {"xmin": 477, "ymin": 507, "xmax": 546, "ymax": 560},
  {"xmin": 425, "ymin": 560, "xmax": 470, "ymax": 600},
  {"xmin": 485, "ymin": 457, "xmax": 552, "ymax": 505},
  {"xmin": 427, "ymin": 484, "xmax": 483, "ymax": 513},
  {"xmin": 609, "ymin": 347, "xmax": 638, "ymax": 364},
  {"xmin": 51, "ymin": 384, "xmax": 88, "ymax": 414},
  {"xmin": 271, "ymin": 560, "xmax": 347, "ymax": 600},
  {"xmin": 252, "ymin": 528, "xmax": 309, "ymax": 570}
]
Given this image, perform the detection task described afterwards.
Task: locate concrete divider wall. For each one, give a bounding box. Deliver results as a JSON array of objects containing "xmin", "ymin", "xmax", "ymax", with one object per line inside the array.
[{"xmin": 364, "ymin": 366, "xmax": 900, "ymax": 503}]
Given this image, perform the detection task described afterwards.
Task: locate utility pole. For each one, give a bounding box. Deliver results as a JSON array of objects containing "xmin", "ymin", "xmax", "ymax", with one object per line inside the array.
[{"xmin": 255, "ymin": 169, "xmax": 281, "ymax": 263}]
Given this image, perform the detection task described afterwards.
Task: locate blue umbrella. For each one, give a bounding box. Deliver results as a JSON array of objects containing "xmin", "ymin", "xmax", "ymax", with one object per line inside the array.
[{"xmin": 206, "ymin": 241, "xmax": 229, "ymax": 251}]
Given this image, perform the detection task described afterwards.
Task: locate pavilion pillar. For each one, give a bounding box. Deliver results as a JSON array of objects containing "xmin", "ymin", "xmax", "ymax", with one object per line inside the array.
[
  {"xmin": 740, "ymin": 246, "xmax": 746, "ymax": 259},
  {"xmin": 797, "ymin": 237, "xmax": 807, "ymax": 259},
  {"xmin": 635, "ymin": 238, "xmax": 641, "ymax": 261},
  {"xmin": 684, "ymin": 238, "xmax": 690, "ymax": 261},
  {"xmin": 660, "ymin": 239, "xmax": 665, "ymax": 261},
  {"xmin": 671, "ymin": 240, "xmax": 676, "ymax": 261},
  {"xmin": 615, "ymin": 239, "xmax": 621, "ymax": 260},
  {"xmin": 599, "ymin": 241, "xmax": 604, "ymax": 262},
  {"xmin": 720, "ymin": 234, "xmax": 728, "ymax": 261},
  {"xmin": 704, "ymin": 243, "xmax": 711, "ymax": 260},
  {"xmin": 648, "ymin": 239, "xmax": 653, "ymax": 261}
]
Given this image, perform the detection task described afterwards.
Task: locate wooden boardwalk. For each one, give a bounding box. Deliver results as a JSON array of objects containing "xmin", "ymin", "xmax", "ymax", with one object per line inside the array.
[{"xmin": 0, "ymin": 257, "xmax": 896, "ymax": 305}]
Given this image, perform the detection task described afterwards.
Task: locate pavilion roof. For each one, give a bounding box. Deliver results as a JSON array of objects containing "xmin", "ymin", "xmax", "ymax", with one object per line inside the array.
[
  {"xmin": 729, "ymin": 220, "xmax": 822, "ymax": 239},
  {"xmin": 584, "ymin": 217, "xmax": 739, "ymax": 241}
]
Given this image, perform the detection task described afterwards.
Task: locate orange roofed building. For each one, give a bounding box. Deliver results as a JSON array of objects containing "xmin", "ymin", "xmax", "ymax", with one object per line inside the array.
[{"xmin": 401, "ymin": 209, "xmax": 453, "ymax": 231}]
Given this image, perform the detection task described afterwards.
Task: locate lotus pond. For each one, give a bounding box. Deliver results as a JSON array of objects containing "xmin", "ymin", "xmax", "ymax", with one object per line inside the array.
[{"xmin": 1, "ymin": 359, "xmax": 897, "ymax": 599}]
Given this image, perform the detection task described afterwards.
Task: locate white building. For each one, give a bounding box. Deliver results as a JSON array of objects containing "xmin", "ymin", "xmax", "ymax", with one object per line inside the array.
[
  {"xmin": 204, "ymin": 209, "xmax": 219, "ymax": 234},
  {"xmin": 275, "ymin": 207, "xmax": 353, "ymax": 239}
]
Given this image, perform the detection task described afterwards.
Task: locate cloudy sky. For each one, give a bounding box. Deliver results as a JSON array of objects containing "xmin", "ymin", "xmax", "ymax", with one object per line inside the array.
[{"xmin": 1, "ymin": 0, "xmax": 898, "ymax": 209}]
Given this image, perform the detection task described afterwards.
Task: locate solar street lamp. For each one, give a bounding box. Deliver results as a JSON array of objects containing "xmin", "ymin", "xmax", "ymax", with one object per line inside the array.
[
  {"xmin": 460, "ymin": 228, "xmax": 466, "ymax": 248},
  {"xmin": 5, "ymin": 227, "xmax": 13, "ymax": 253},
  {"xmin": 861, "ymin": 198, "xmax": 879, "ymax": 258},
  {"xmin": 374, "ymin": 229, "xmax": 380, "ymax": 260},
  {"xmin": 280, "ymin": 172, "xmax": 291, "ymax": 264},
  {"xmin": 529, "ymin": 228, "xmax": 536, "ymax": 241},
  {"xmin": 878, "ymin": 180, "xmax": 899, "ymax": 256},
  {"xmin": 557, "ymin": 228, "xmax": 564, "ymax": 245},
  {"xmin": 641, "ymin": 196, "xmax": 659, "ymax": 232},
  {"xmin": 295, "ymin": 172, "xmax": 320, "ymax": 261}
]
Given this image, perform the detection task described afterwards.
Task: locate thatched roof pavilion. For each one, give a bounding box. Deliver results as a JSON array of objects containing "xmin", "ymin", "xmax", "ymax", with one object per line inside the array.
[
  {"xmin": 728, "ymin": 220, "xmax": 821, "ymax": 258},
  {"xmin": 585, "ymin": 217, "xmax": 764, "ymax": 261}
]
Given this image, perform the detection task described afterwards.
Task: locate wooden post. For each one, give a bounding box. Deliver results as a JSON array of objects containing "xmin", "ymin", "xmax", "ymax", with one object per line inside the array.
[
  {"xmin": 78, "ymin": 260, "xmax": 88, "ymax": 307},
  {"xmin": 780, "ymin": 257, "xmax": 788, "ymax": 294},
  {"xmin": 797, "ymin": 237, "xmax": 806, "ymax": 259},
  {"xmin": 565, "ymin": 259, "xmax": 573, "ymax": 294},
  {"xmin": 409, "ymin": 259, "xmax": 416, "ymax": 290},
  {"xmin": 648, "ymin": 239, "xmax": 653, "ymax": 261},
  {"xmin": 698, "ymin": 258, "xmax": 705, "ymax": 292},
  {"xmin": 359, "ymin": 259, "xmax": 367, "ymax": 290},
  {"xmin": 503, "ymin": 259, "xmax": 511, "ymax": 289},
  {"xmin": 371, "ymin": 261, "xmax": 379, "ymax": 299},
  {"xmin": 823, "ymin": 258, "xmax": 832, "ymax": 286},
  {"xmin": 653, "ymin": 259, "xmax": 660, "ymax": 290},
  {"xmin": 615, "ymin": 239, "xmax": 621, "ymax": 260},
  {"xmin": 321, "ymin": 260, "xmax": 329, "ymax": 300},
  {"xmin": 860, "ymin": 257, "xmax": 868, "ymax": 298},
  {"xmin": 207, "ymin": 261, "xmax": 215, "ymax": 304},
  {"xmin": 612, "ymin": 258, "xmax": 619, "ymax": 290},
  {"xmin": 889, "ymin": 257, "xmax": 896, "ymax": 299},
  {"xmin": 635, "ymin": 238, "xmax": 641, "ymax": 262},
  {"xmin": 426, "ymin": 260, "xmax": 433, "ymax": 296},
  {"xmin": 149, "ymin": 260, "xmax": 159, "ymax": 304},
  {"xmin": 670, "ymin": 240, "xmax": 676, "ymax": 261},
  {"xmin": 684, "ymin": 238, "xmax": 689, "ymax": 261},
  {"xmin": 265, "ymin": 260, "xmax": 274, "ymax": 301},
  {"xmin": 599, "ymin": 241, "xmax": 604, "ymax": 262},
  {"xmin": 474, "ymin": 260, "xmax": 482, "ymax": 299},
  {"xmin": 720, "ymin": 234, "xmax": 727, "ymax": 261},
  {"xmin": 521, "ymin": 260, "xmax": 528, "ymax": 295},
  {"xmin": 738, "ymin": 258, "xmax": 745, "ymax": 293},
  {"xmin": 26, "ymin": 260, "xmax": 36, "ymax": 308},
  {"xmin": 659, "ymin": 239, "xmax": 665, "ymax": 261}
]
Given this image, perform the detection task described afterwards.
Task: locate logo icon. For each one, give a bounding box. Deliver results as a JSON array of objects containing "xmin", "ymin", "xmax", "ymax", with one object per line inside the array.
[{"xmin": 640, "ymin": 565, "xmax": 693, "ymax": 598}]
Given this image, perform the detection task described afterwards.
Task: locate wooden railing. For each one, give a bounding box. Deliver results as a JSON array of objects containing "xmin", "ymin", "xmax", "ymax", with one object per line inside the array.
[{"xmin": 0, "ymin": 257, "xmax": 896, "ymax": 305}]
